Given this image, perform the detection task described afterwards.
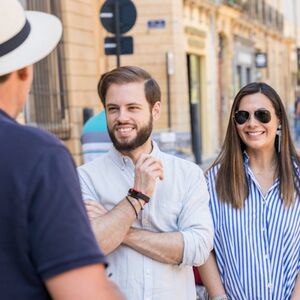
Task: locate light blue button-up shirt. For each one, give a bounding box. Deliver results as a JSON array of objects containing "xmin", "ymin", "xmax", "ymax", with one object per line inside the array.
[{"xmin": 78, "ymin": 141, "xmax": 214, "ymax": 300}]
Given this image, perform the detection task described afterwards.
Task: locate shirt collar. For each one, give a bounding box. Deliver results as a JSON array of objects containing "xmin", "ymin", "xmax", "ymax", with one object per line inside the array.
[
  {"xmin": 0, "ymin": 109, "xmax": 15, "ymax": 121},
  {"xmin": 108, "ymin": 140, "xmax": 160, "ymax": 169},
  {"xmin": 243, "ymin": 151, "xmax": 250, "ymax": 166}
]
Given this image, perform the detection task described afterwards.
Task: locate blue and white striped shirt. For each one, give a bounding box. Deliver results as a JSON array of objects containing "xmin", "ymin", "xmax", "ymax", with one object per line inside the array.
[{"xmin": 206, "ymin": 155, "xmax": 300, "ymax": 300}]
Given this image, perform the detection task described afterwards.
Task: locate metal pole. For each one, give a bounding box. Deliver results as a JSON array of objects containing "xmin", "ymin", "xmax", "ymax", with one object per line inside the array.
[{"xmin": 114, "ymin": 1, "xmax": 121, "ymax": 67}]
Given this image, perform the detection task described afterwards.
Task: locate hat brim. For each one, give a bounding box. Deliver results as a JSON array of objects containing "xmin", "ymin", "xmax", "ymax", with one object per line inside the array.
[{"xmin": 0, "ymin": 11, "xmax": 62, "ymax": 76}]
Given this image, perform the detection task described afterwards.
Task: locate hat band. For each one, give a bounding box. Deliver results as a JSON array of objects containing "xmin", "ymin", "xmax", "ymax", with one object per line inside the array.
[{"xmin": 0, "ymin": 20, "xmax": 31, "ymax": 57}]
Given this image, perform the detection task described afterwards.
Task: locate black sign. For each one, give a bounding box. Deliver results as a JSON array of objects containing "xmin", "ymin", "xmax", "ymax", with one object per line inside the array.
[
  {"xmin": 255, "ymin": 53, "xmax": 267, "ymax": 68},
  {"xmin": 100, "ymin": 0, "xmax": 137, "ymax": 34},
  {"xmin": 104, "ymin": 36, "xmax": 133, "ymax": 55}
]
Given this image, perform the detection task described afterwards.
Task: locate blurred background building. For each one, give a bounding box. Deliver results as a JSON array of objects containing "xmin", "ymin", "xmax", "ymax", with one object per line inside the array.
[{"xmin": 18, "ymin": 0, "xmax": 300, "ymax": 165}]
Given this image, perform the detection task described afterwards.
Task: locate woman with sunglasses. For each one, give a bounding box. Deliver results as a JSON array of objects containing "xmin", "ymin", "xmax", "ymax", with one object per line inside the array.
[{"xmin": 198, "ymin": 82, "xmax": 300, "ymax": 300}]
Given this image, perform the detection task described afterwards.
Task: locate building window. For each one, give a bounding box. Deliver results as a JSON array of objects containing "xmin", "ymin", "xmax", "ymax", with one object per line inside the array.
[
  {"xmin": 236, "ymin": 65, "xmax": 242, "ymax": 89},
  {"xmin": 262, "ymin": 0, "xmax": 266, "ymax": 24},
  {"xmin": 275, "ymin": 10, "xmax": 279, "ymax": 29},
  {"xmin": 268, "ymin": 6, "xmax": 273, "ymax": 25},
  {"xmin": 255, "ymin": 0, "xmax": 259, "ymax": 15},
  {"xmin": 24, "ymin": 0, "xmax": 70, "ymax": 140},
  {"xmin": 246, "ymin": 67, "xmax": 251, "ymax": 84}
]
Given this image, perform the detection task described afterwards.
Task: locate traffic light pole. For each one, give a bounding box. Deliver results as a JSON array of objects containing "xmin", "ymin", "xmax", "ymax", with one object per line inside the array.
[{"xmin": 114, "ymin": 1, "xmax": 121, "ymax": 67}]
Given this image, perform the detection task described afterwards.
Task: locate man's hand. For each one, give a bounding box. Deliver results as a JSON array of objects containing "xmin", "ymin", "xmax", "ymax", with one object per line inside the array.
[{"xmin": 133, "ymin": 154, "xmax": 164, "ymax": 198}]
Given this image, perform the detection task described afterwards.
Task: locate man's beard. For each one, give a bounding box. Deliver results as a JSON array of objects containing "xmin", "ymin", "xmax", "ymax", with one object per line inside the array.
[{"xmin": 108, "ymin": 117, "xmax": 153, "ymax": 152}]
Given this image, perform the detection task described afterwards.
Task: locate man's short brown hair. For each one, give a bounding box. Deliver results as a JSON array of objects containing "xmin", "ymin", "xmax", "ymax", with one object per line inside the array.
[{"xmin": 97, "ymin": 66, "xmax": 161, "ymax": 108}]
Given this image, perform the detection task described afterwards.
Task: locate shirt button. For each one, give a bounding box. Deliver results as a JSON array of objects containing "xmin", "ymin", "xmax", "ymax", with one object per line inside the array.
[{"xmin": 267, "ymin": 283, "xmax": 273, "ymax": 289}]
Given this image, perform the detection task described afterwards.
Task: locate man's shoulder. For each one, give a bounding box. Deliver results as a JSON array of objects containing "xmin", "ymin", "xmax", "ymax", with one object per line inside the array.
[
  {"xmin": 4, "ymin": 119, "xmax": 62, "ymax": 147},
  {"xmin": 160, "ymin": 151, "xmax": 203, "ymax": 174},
  {"xmin": 160, "ymin": 150, "xmax": 197, "ymax": 165},
  {"xmin": 0, "ymin": 119, "xmax": 68, "ymax": 163},
  {"xmin": 78, "ymin": 152, "xmax": 111, "ymax": 172}
]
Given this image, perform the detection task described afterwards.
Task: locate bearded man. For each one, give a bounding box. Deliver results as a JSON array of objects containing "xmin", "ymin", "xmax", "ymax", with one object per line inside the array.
[{"xmin": 77, "ymin": 66, "xmax": 214, "ymax": 300}]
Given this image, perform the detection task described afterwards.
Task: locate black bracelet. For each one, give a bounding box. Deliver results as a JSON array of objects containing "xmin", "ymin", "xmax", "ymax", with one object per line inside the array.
[
  {"xmin": 128, "ymin": 188, "xmax": 150, "ymax": 203},
  {"xmin": 128, "ymin": 195, "xmax": 144, "ymax": 210},
  {"xmin": 136, "ymin": 198, "xmax": 144, "ymax": 210},
  {"xmin": 126, "ymin": 196, "xmax": 138, "ymax": 218}
]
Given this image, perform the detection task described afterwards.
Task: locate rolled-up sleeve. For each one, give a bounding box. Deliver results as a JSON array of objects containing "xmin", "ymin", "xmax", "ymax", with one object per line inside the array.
[
  {"xmin": 77, "ymin": 166, "xmax": 98, "ymax": 201},
  {"xmin": 178, "ymin": 167, "xmax": 214, "ymax": 267}
]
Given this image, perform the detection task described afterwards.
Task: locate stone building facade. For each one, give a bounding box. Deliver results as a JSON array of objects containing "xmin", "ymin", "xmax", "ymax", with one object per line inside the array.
[{"xmin": 20, "ymin": 0, "xmax": 298, "ymax": 164}]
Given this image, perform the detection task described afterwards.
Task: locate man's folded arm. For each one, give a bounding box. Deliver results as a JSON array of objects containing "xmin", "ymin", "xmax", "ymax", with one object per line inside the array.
[{"xmin": 123, "ymin": 229, "xmax": 184, "ymax": 264}]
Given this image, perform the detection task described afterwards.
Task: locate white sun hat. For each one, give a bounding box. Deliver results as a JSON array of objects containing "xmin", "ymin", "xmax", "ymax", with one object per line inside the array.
[{"xmin": 0, "ymin": 0, "xmax": 62, "ymax": 76}]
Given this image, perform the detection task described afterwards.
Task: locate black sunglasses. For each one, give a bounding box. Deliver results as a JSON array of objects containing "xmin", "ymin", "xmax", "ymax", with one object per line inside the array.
[{"xmin": 234, "ymin": 109, "xmax": 272, "ymax": 125}]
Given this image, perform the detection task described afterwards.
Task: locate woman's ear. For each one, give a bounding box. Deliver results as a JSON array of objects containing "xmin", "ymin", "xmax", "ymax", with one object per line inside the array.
[{"xmin": 277, "ymin": 117, "xmax": 281, "ymax": 128}]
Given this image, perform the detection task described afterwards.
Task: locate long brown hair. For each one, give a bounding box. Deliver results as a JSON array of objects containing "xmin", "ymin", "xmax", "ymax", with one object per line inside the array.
[{"xmin": 209, "ymin": 82, "xmax": 300, "ymax": 208}]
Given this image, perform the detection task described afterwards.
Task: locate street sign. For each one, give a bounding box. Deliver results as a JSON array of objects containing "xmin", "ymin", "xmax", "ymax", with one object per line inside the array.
[
  {"xmin": 104, "ymin": 36, "xmax": 133, "ymax": 55},
  {"xmin": 99, "ymin": 0, "xmax": 136, "ymax": 66},
  {"xmin": 100, "ymin": 0, "xmax": 137, "ymax": 34},
  {"xmin": 147, "ymin": 19, "xmax": 166, "ymax": 29}
]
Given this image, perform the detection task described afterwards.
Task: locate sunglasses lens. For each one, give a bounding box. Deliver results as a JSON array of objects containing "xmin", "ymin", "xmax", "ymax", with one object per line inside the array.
[
  {"xmin": 254, "ymin": 110, "xmax": 271, "ymax": 123},
  {"xmin": 235, "ymin": 111, "xmax": 249, "ymax": 125}
]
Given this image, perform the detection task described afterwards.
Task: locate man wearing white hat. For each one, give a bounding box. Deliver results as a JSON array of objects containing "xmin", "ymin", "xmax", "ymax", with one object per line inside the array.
[{"xmin": 0, "ymin": 0, "xmax": 123, "ymax": 299}]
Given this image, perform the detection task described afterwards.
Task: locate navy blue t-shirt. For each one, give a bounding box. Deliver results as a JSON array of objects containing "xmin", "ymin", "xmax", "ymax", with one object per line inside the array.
[{"xmin": 0, "ymin": 110, "xmax": 106, "ymax": 299}]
